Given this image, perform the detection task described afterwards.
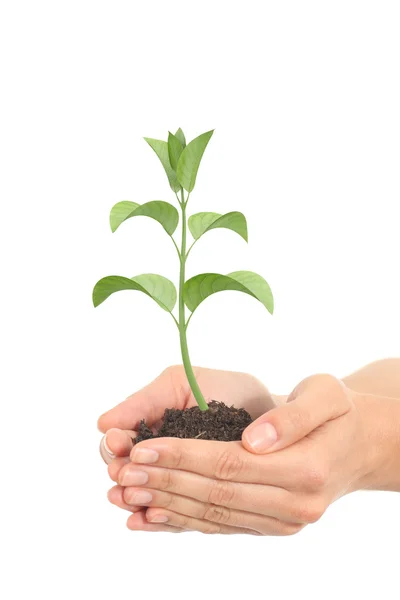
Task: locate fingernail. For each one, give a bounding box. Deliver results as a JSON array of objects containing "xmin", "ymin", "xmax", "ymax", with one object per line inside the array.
[
  {"xmin": 103, "ymin": 434, "xmax": 116, "ymax": 458},
  {"xmin": 149, "ymin": 514, "xmax": 169, "ymax": 523},
  {"xmin": 120, "ymin": 469, "xmax": 149, "ymax": 486},
  {"xmin": 245, "ymin": 423, "xmax": 278, "ymax": 452},
  {"xmin": 126, "ymin": 490, "xmax": 153, "ymax": 505},
  {"xmin": 132, "ymin": 448, "xmax": 159, "ymax": 464}
]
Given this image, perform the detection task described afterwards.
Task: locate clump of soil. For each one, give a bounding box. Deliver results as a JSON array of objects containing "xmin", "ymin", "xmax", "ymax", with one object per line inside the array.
[{"xmin": 135, "ymin": 401, "xmax": 253, "ymax": 443}]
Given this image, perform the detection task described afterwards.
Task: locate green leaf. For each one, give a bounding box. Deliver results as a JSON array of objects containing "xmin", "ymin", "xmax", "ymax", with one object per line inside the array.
[
  {"xmin": 188, "ymin": 211, "xmax": 248, "ymax": 242},
  {"xmin": 184, "ymin": 271, "xmax": 273, "ymax": 314},
  {"xmin": 175, "ymin": 127, "xmax": 186, "ymax": 148},
  {"xmin": 176, "ymin": 130, "xmax": 214, "ymax": 192},
  {"xmin": 144, "ymin": 138, "xmax": 181, "ymax": 193},
  {"xmin": 110, "ymin": 201, "xmax": 179, "ymax": 235},
  {"xmin": 93, "ymin": 274, "xmax": 177, "ymax": 312},
  {"xmin": 168, "ymin": 132, "xmax": 184, "ymax": 171}
]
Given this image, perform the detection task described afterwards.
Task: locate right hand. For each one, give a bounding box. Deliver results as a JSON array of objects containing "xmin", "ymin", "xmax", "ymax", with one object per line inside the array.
[{"xmin": 115, "ymin": 373, "xmax": 385, "ymax": 535}]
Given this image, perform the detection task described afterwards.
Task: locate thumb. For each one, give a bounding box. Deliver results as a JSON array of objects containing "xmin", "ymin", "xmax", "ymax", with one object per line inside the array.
[
  {"xmin": 97, "ymin": 367, "xmax": 186, "ymax": 433},
  {"xmin": 242, "ymin": 374, "xmax": 352, "ymax": 454}
]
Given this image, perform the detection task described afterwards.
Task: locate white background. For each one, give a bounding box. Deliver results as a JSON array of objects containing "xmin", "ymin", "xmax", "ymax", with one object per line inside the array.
[{"xmin": 1, "ymin": 1, "xmax": 399, "ymax": 598}]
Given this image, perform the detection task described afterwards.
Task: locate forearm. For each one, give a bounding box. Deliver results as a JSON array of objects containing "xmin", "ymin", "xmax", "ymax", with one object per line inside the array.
[
  {"xmin": 342, "ymin": 358, "xmax": 400, "ymax": 399},
  {"xmin": 273, "ymin": 359, "xmax": 400, "ymax": 492},
  {"xmin": 344, "ymin": 359, "xmax": 400, "ymax": 491},
  {"xmin": 355, "ymin": 392, "xmax": 400, "ymax": 492},
  {"xmin": 341, "ymin": 359, "xmax": 400, "ymax": 491}
]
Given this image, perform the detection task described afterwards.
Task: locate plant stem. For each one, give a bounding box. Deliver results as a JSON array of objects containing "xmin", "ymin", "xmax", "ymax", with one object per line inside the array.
[
  {"xmin": 185, "ymin": 239, "xmax": 197, "ymax": 259},
  {"xmin": 178, "ymin": 189, "xmax": 208, "ymax": 411},
  {"xmin": 171, "ymin": 236, "xmax": 181, "ymax": 258}
]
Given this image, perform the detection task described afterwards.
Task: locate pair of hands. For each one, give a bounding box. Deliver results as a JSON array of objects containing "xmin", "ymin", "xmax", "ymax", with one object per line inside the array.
[{"xmin": 98, "ymin": 366, "xmax": 375, "ymax": 535}]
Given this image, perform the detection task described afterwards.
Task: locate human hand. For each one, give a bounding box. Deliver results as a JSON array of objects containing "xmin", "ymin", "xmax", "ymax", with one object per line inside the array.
[
  {"xmin": 98, "ymin": 366, "xmax": 276, "ymax": 461},
  {"xmin": 115, "ymin": 374, "xmax": 382, "ymax": 534},
  {"xmin": 98, "ymin": 366, "xmax": 277, "ymax": 530}
]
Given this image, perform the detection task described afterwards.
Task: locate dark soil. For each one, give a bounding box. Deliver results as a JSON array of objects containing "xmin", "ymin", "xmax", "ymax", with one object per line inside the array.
[{"xmin": 135, "ymin": 400, "xmax": 253, "ymax": 443}]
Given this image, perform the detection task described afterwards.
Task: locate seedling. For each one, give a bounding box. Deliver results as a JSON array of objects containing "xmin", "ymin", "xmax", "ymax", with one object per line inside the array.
[{"xmin": 93, "ymin": 129, "xmax": 274, "ymax": 412}]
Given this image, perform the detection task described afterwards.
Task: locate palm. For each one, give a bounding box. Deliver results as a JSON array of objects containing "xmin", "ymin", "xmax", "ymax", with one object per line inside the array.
[
  {"xmin": 188, "ymin": 368, "xmax": 275, "ymax": 419},
  {"xmin": 98, "ymin": 366, "xmax": 275, "ymax": 435}
]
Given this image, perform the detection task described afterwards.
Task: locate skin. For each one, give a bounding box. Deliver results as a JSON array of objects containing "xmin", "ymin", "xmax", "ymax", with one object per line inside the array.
[{"xmin": 98, "ymin": 360, "xmax": 400, "ymax": 535}]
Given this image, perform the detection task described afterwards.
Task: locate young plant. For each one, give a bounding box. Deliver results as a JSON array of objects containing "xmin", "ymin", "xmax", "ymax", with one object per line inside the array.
[{"xmin": 93, "ymin": 128, "xmax": 274, "ymax": 412}]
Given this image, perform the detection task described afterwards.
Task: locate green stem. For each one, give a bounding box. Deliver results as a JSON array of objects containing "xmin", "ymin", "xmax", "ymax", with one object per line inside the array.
[
  {"xmin": 185, "ymin": 239, "xmax": 196, "ymax": 260},
  {"xmin": 178, "ymin": 189, "xmax": 208, "ymax": 411},
  {"xmin": 171, "ymin": 236, "xmax": 181, "ymax": 258},
  {"xmin": 185, "ymin": 311, "xmax": 194, "ymax": 331}
]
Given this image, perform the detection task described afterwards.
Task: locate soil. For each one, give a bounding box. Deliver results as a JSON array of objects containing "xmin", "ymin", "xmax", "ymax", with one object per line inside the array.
[{"xmin": 135, "ymin": 400, "xmax": 253, "ymax": 443}]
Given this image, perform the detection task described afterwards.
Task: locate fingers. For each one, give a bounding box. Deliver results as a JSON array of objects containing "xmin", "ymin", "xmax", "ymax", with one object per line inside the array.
[
  {"xmin": 128, "ymin": 438, "xmax": 304, "ymax": 488},
  {"xmin": 112, "ymin": 482, "xmax": 285, "ymax": 535},
  {"xmin": 242, "ymin": 374, "xmax": 352, "ymax": 454},
  {"xmin": 127, "ymin": 510, "xmax": 183, "ymax": 533},
  {"xmin": 107, "ymin": 457, "xmax": 131, "ymax": 481},
  {"xmin": 106, "ymin": 429, "xmax": 136, "ymax": 455},
  {"xmin": 97, "ymin": 368, "xmax": 186, "ymax": 433},
  {"xmin": 123, "ymin": 484, "xmax": 303, "ymax": 535},
  {"xmin": 145, "ymin": 508, "xmax": 262, "ymax": 535},
  {"xmin": 145, "ymin": 505, "xmax": 300, "ymax": 536},
  {"xmin": 117, "ymin": 463, "xmax": 299, "ymax": 521},
  {"xmin": 100, "ymin": 429, "xmax": 136, "ymax": 464},
  {"xmin": 107, "ymin": 485, "xmax": 143, "ymax": 513},
  {"xmin": 108, "ymin": 485, "xmax": 188, "ymax": 537}
]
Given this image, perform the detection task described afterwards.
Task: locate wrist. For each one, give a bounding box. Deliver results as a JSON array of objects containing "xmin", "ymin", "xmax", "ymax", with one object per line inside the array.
[{"xmin": 353, "ymin": 392, "xmax": 400, "ymax": 492}]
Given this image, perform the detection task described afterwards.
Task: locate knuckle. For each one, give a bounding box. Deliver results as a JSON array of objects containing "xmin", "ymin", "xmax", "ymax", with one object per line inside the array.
[
  {"xmin": 307, "ymin": 498, "xmax": 326, "ymax": 523},
  {"xmin": 203, "ymin": 504, "xmax": 232, "ymax": 525},
  {"xmin": 207, "ymin": 480, "xmax": 235, "ymax": 506},
  {"xmin": 313, "ymin": 373, "xmax": 338, "ymax": 388},
  {"xmin": 169, "ymin": 445, "xmax": 184, "ymax": 469},
  {"xmin": 320, "ymin": 373, "xmax": 351, "ymax": 404},
  {"xmin": 159, "ymin": 469, "xmax": 174, "ymax": 491},
  {"xmin": 291, "ymin": 498, "xmax": 326, "ymax": 524},
  {"xmin": 304, "ymin": 461, "xmax": 329, "ymax": 491},
  {"xmin": 215, "ymin": 450, "xmax": 243, "ymax": 481},
  {"xmin": 202, "ymin": 522, "xmax": 222, "ymax": 535},
  {"xmin": 279, "ymin": 522, "xmax": 304, "ymax": 536},
  {"xmin": 178, "ymin": 513, "xmax": 190, "ymax": 528},
  {"xmin": 160, "ymin": 492, "xmax": 174, "ymax": 509},
  {"xmin": 311, "ymin": 374, "xmax": 352, "ymax": 410}
]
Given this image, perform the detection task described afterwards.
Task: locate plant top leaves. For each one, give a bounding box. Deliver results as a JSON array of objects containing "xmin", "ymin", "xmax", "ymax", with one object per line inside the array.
[
  {"xmin": 174, "ymin": 128, "xmax": 186, "ymax": 148},
  {"xmin": 168, "ymin": 132, "xmax": 184, "ymax": 171},
  {"xmin": 188, "ymin": 211, "xmax": 248, "ymax": 242},
  {"xmin": 176, "ymin": 130, "xmax": 214, "ymax": 192},
  {"xmin": 93, "ymin": 274, "xmax": 177, "ymax": 312},
  {"xmin": 144, "ymin": 138, "xmax": 181, "ymax": 192},
  {"xmin": 110, "ymin": 200, "xmax": 179, "ymax": 235},
  {"xmin": 183, "ymin": 271, "xmax": 273, "ymax": 314}
]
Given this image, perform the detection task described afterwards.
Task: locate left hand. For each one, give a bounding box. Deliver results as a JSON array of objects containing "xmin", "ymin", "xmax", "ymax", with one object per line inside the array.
[
  {"xmin": 99, "ymin": 366, "xmax": 277, "ymax": 533},
  {"xmin": 110, "ymin": 375, "xmax": 376, "ymax": 534}
]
